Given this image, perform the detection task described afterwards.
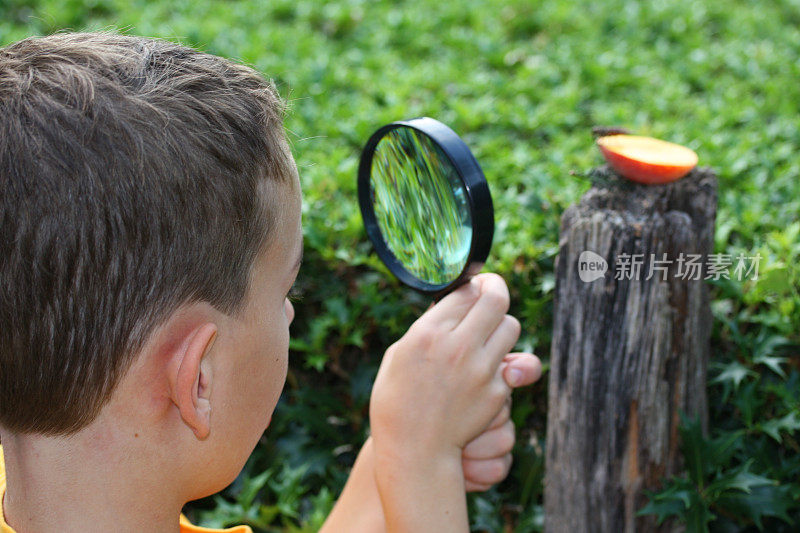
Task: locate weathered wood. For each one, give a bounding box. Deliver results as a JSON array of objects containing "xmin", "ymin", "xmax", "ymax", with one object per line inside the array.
[{"xmin": 544, "ymin": 167, "xmax": 717, "ymax": 533}]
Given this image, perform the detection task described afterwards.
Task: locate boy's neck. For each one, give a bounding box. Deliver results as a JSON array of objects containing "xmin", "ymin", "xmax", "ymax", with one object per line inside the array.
[{"xmin": 1, "ymin": 424, "xmax": 185, "ymax": 533}]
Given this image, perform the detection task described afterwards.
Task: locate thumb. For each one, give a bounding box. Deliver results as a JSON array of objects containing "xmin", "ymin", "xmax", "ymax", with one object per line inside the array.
[{"xmin": 501, "ymin": 353, "xmax": 542, "ymax": 388}]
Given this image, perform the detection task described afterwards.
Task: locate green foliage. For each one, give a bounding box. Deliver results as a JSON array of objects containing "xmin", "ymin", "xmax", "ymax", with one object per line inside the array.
[
  {"xmin": 639, "ymin": 417, "xmax": 797, "ymax": 531},
  {"xmin": 640, "ymin": 309, "xmax": 800, "ymax": 530},
  {"xmin": 2, "ymin": 0, "xmax": 799, "ymax": 531}
]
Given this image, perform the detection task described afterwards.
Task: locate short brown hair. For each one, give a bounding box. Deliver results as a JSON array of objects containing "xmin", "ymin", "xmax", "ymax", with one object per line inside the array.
[{"xmin": 0, "ymin": 32, "xmax": 295, "ymax": 435}]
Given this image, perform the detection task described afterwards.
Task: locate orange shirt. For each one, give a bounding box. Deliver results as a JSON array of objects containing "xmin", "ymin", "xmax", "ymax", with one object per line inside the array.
[{"xmin": 0, "ymin": 446, "xmax": 252, "ymax": 533}]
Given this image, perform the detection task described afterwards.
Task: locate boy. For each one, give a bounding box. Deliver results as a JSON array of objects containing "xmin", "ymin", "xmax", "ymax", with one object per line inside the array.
[{"xmin": 0, "ymin": 32, "xmax": 541, "ymax": 532}]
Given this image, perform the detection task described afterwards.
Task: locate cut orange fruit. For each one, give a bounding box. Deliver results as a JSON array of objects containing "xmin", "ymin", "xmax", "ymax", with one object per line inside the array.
[{"xmin": 596, "ymin": 134, "xmax": 698, "ymax": 185}]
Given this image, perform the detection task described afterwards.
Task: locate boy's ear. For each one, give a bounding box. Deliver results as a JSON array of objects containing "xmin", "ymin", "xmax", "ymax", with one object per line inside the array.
[{"xmin": 168, "ymin": 323, "xmax": 218, "ymax": 440}]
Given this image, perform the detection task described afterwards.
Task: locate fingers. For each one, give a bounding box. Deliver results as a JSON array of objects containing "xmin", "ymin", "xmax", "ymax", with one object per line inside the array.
[
  {"xmin": 417, "ymin": 277, "xmax": 481, "ymax": 331},
  {"xmin": 462, "ymin": 392, "xmax": 516, "ymax": 492},
  {"xmin": 501, "ymin": 353, "xmax": 543, "ymax": 388},
  {"xmin": 462, "ymin": 453, "xmax": 513, "ymax": 491},
  {"xmin": 485, "ymin": 395, "xmax": 511, "ymax": 431},
  {"xmin": 463, "ymin": 419, "xmax": 515, "ymax": 460},
  {"xmin": 483, "ymin": 314, "xmax": 522, "ymax": 370},
  {"xmin": 416, "ymin": 274, "xmax": 521, "ymax": 375},
  {"xmin": 465, "ymin": 480, "xmax": 493, "ymax": 493},
  {"xmin": 453, "ymin": 274, "xmax": 510, "ymax": 350}
]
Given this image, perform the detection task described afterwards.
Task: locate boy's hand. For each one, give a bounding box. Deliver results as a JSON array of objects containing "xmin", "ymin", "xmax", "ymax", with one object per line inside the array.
[
  {"xmin": 368, "ymin": 273, "xmax": 540, "ymax": 530},
  {"xmin": 370, "ymin": 273, "xmax": 529, "ymax": 464},
  {"xmin": 463, "ymin": 353, "xmax": 542, "ymax": 491}
]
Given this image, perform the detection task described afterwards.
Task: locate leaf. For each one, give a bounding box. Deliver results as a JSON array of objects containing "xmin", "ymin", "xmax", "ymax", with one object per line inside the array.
[
  {"xmin": 704, "ymin": 431, "xmax": 743, "ymax": 469},
  {"xmin": 759, "ymin": 411, "xmax": 800, "ymax": 443},
  {"xmin": 679, "ymin": 414, "xmax": 709, "ymax": 486},
  {"xmin": 712, "ymin": 361, "xmax": 755, "ymax": 390},
  {"xmin": 716, "ymin": 484, "xmax": 795, "ymax": 530},
  {"xmin": 755, "ymin": 265, "xmax": 792, "ymax": 297},
  {"xmin": 239, "ymin": 469, "xmax": 272, "ymax": 508},
  {"xmin": 724, "ymin": 468, "xmax": 775, "ymax": 495},
  {"xmin": 705, "ymin": 461, "xmax": 774, "ymax": 498},
  {"xmin": 267, "ymin": 463, "xmax": 311, "ymax": 520},
  {"xmin": 303, "ymin": 486, "xmax": 336, "ymax": 531},
  {"xmin": 685, "ymin": 497, "xmax": 714, "ymax": 533},
  {"xmin": 256, "ymin": 505, "xmax": 281, "ymax": 527},
  {"xmin": 304, "ymin": 352, "xmax": 327, "ymax": 372},
  {"xmin": 752, "ymin": 331, "xmax": 791, "ymax": 361},
  {"xmin": 638, "ymin": 494, "xmax": 687, "ymax": 525},
  {"xmin": 732, "ymin": 380, "xmax": 761, "ymax": 428},
  {"xmin": 467, "ymin": 493, "xmax": 504, "ymax": 533},
  {"xmin": 753, "ymin": 354, "xmax": 788, "ymax": 378},
  {"xmin": 638, "ymin": 480, "xmax": 696, "ymax": 525}
]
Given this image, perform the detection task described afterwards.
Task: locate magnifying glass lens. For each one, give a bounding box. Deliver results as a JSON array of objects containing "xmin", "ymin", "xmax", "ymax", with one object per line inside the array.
[
  {"xmin": 359, "ymin": 117, "xmax": 493, "ymax": 298},
  {"xmin": 371, "ymin": 127, "xmax": 472, "ymax": 285}
]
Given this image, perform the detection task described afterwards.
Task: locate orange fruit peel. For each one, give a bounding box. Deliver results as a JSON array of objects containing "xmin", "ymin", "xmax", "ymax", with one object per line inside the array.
[{"xmin": 596, "ymin": 134, "xmax": 698, "ymax": 185}]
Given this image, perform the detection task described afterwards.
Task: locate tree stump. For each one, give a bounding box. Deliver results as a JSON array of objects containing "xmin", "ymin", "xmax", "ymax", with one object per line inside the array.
[{"xmin": 544, "ymin": 166, "xmax": 718, "ymax": 532}]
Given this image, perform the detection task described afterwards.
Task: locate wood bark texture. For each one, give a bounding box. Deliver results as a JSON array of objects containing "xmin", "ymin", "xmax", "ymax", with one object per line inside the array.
[{"xmin": 544, "ymin": 166, "xmax": 718, "ymax": 533}]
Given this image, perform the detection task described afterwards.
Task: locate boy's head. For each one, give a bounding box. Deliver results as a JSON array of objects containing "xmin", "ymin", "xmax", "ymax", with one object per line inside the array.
[{"xmin": 0, "ymin": 32, "xmax": 302, "ymax": 492}]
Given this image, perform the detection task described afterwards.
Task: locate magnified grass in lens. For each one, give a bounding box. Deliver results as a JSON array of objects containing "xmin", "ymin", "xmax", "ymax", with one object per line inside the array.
[{"xmin": 371, "ymin": 127, "xmax": 472, "ymax": 285}]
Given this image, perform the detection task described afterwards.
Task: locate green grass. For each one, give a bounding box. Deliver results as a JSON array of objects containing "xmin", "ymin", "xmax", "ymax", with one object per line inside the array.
[{"xmin": 2, "ymin": 0, "xmax": 799, "ymax": 531}]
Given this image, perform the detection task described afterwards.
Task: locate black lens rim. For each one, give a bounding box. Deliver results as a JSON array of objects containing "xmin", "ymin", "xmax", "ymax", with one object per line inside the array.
[{"xmin": 357, "ymin": 117, "xmax": 494, "ymax": 298}]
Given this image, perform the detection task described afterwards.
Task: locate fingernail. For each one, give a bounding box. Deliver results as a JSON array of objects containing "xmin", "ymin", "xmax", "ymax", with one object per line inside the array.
[{"xmin": 509, "ymin": 368, "xmax": 523, "ymax": 387}]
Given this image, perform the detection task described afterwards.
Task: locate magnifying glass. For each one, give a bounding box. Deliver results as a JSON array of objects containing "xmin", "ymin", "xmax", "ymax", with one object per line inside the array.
[{"xmin": 357, "ymin": 117, "xmax": 494, "ymax": 301}]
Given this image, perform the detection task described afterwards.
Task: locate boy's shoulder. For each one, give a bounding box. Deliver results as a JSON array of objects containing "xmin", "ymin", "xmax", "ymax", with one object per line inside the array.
[{"xmin": 0, "ymin": 446, "xmax": 252, "ymax": 533}]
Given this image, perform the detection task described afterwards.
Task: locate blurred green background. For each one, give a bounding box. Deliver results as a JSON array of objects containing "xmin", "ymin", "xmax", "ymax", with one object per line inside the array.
[{"xmin": 2, "ymin": 0, "xmax": 799, "ymax": 531}]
